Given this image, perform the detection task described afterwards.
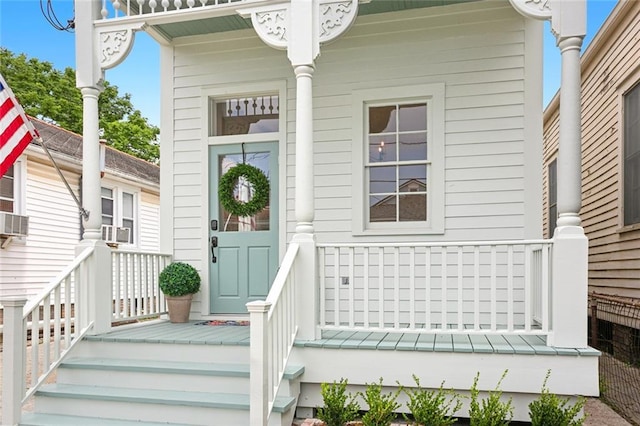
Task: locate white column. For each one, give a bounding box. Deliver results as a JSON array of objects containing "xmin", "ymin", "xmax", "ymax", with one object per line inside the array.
[
  {"xmin": 1, "ymin": 297, "xmax": 27, "ymax": 426},
  {"xmin": 550, "ymin": 34, "xmax": 588, "ymax": 349},
  {"xmin": 556, "ymin": 36, "xmax": 584, "ymax": 228},
  {"xmin": 294, "ymin": 64, "xmax": 315, "ymax": 234},
  {"xmin": 80, "ymin": 87, "xmax": 103, "ymax": 241}
]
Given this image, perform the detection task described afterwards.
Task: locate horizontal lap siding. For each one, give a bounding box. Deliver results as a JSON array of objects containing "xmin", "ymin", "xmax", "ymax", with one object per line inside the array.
[
  {"xmin": 170, "ymin": 2, "xmax": 529, "ymax": 268},
  {"xmin": 314, "ymin": 3, "xmax": 526, "ymax": 242},
  {"xmin": 543, "ymin": 3, "xmax": 640, "ymax": 298},
  {"xmin": 140, "ymin": 191, "xmax": 160, "ymax": 251},
  {"xmin": 0, "ymin": 160, "xmax": 81, "ymax": 298}
]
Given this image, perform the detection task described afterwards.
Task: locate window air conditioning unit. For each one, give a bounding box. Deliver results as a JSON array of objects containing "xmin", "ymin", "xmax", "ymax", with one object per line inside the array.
[
  {"xmin": 101, "ymin": 224, "xmax": 131, "ymax": 244},
  {"xmin": 0, "ymin": 212, "xmax": 29, "ymax": 237}
]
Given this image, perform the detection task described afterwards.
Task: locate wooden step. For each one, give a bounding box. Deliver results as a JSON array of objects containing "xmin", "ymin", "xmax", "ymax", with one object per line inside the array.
[
  {"xmin": 20, "ymin": 413, "xmax": 193, "ymax": 426},
  {"xmin": 34, "ymin": 383, "xmax": 296, "ymax": 425}
]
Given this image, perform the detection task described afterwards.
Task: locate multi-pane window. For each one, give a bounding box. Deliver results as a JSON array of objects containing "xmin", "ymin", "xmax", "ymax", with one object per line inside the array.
[
  {"xmin": 0, "ymin": 165, "xmax": 15, "ymax": 213},
  {"xmin": 367, "ymin": 103, "xmax": 428, "ymax": 223},
  {"xmin": 122, "ymin": 192, "xmax": 135, "ymax": 244},
  {"xmin": 101, "ymin": 187, "xmax": 114, "ymax": 225},
  {"xmin": 212, "ymin": 96, "xmax": 279, "ymax": 136},
  {"xmin": 101, "ymin": 187, "xmax": 135, "ymax": 244},
  {"xmin": 624, "ymin": 82, "xmax": 640, "ymax": 225},
  {"xmin": 548, "ymin": 159, "xmax": 557, "ymax": 237}
]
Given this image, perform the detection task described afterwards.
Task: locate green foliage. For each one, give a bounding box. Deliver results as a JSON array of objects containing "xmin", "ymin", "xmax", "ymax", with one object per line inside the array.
[
  {"xmin": 159, "ymin": 262, "xmax": 201, "ymax": 297},
  {"xmin": 360, "ymin": 378, "xmax": 401, "ymax": 426},
  {"xmin": 469, "ymin": 371, "xmax": 513, "ymax": 426},
  {"xmin": 316, "ymin": 378, "xmax": 360, "ymax": 426},
  {"xmin": 402, "ymin": 375, "xmax": 462, "ymax": 426},
  {"xmin": 0, "ymin": 48, "xmax": 160, "ymax": 163},
  {"xmin": 218, "ymin": 163, "xmax": 270, "ymax": 217},
  {"xmin": 528, "ymin": 370, "xmax": 586, "ymax": 426}
]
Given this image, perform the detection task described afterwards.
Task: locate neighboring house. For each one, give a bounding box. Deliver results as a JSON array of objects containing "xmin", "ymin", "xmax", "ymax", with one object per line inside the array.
[
  {"xmin": 2, "ymin": 1, "xmax": 600, "ymax": 425},
  {"xmin": 543, "ymin": 0, "xmax": 640, "ymax": 300},
  {"xmin": 0, "ymin": 118, "xmax": 160, "ymax": 299}
]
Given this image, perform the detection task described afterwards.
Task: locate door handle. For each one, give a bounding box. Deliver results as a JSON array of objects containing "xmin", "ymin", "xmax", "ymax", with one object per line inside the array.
[{"xmin": 211, "ymin": 236, "xmax": 218, "ymax": 263}]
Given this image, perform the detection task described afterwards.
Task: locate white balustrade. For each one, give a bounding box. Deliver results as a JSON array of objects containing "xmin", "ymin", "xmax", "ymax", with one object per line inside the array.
[
  {"xmin": 318, "ymin": 240, "xmax": 552, "ymax": 336},
  {"xmin": 101, "ymin": 0, "xmax": 251, "ymax": 19},
  {"xmin": 111, "ymin": 249, "xmax": 172, "ymax": 322},
  {"xmin": 248, "ymin": 242, "xmax": 299, "ymax": 425}
]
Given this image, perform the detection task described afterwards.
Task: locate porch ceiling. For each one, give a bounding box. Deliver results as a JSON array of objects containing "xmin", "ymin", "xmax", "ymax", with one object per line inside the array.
[{"xmin": 149, "ymin": 0, "xmax": 481, "ymax": 40}]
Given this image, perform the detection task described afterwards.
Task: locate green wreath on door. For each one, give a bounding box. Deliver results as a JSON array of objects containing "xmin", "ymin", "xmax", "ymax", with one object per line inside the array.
[{"xmin": 218, "ymin": 163, "xmax": 270, "ymax": 217}]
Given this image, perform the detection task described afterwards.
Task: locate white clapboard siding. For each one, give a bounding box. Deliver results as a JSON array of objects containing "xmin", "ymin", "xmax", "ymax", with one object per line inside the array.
[
  {"xmin": 139, "ymin": 191, "xmax": 160, "ymax": 251},
  {"xmin": 0, "ymin": 160, "xmax": 81, "ymax": 298},
  {"xmin": 543, "ymin": 1, "xmax": 640, "ymax": 298},
  {"xmin": 169, "ymin": 1, "xmax": 532, "ymax": 266}
]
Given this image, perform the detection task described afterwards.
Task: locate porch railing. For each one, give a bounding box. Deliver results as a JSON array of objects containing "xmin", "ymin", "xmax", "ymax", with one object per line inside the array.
[
  {"xmin": 1, "ymin": 247, "xmax": 96, "ymax": 426},
  {"xmin": 318, "ymin": 240, "xmax": 552, "ymax": 336},
  {"xmin": 100, "ymin": 0, "xmax": 256, "ymax": 20},
  {"xmin": 248, "ymin": 242, "xmax": 300, "ymax": 426},
  {"xmin": 111, "ymin": 249, "xmax": 172, "ymax": 322}
]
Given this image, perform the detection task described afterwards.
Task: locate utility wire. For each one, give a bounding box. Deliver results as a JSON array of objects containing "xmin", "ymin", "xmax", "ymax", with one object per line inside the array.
[{"xmin": 40, "ymin": 0, "xmax": 75, "ymax": 32}]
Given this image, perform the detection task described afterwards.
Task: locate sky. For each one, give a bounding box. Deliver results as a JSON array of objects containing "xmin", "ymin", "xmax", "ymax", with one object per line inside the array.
[{"xmin": 0, "ymin": 0, "xmax": 620, "ymax": 128}]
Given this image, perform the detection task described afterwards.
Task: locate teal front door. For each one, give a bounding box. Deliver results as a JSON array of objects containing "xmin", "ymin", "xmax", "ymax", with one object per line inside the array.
[{"xmin": 209, "ymin": 142, "xmax": 279, "ymax": 314}]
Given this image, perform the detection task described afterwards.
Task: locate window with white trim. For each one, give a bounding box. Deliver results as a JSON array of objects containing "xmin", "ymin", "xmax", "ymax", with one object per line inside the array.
[
  {"xmin": 623, "ymin": 82, "xmax": 640, "ymax": 226},
  {"xmin": 101, "ymin": 186, "xmax": 137, "ymax": 244},
  {"xmin": 353, "ymin": 84, "xmax": 445, "ymax": 235},
  {"xmin": 0, "ymin": 159, "xmax": 25, "ymax": 214}
]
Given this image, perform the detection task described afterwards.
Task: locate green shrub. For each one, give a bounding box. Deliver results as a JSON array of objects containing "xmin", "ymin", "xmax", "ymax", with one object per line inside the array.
[
  {"xmin": 316, "ymin": 378, "xmax": 360, "ymax": 426},
  {"xmin": 360, "ymin": 378, "xmax": 401, "ymax": 426},
  {"xmin": 402, "ymin": 375, "xmax": 462, "ymax": 425},
  {"xmin": 158, "ymin": 262, "xmax": 201, "ymax": 297},
  {"xmin": 528, "ymin": 370, "xmax": 586, "ymax": 426},
  {"xmin": 469, "ymin": 370, "xmax": 513, "ymax": 426}
]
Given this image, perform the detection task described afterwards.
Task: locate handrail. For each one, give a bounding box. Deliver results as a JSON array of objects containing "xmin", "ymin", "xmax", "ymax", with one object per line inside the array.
[
  {"xmin": 248, "ymin": 242, "xmax": 300, "ymax": 426},
  {"xmin": 22, "ymin": 246, "xmax": 94, "ymax": 316}
]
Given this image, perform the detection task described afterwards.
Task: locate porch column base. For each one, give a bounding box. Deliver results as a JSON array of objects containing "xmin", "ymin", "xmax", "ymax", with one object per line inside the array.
[
  {"xmin": 292, "ymin": 232, "xmax": 319, "ymax": 341},
  {"xmin": 76, "ymin": 239, "xmax": 112, "ymax": 335},
  {"xmin": 549, "ymin": 225, "xmax": 588, "ymax": 348}
]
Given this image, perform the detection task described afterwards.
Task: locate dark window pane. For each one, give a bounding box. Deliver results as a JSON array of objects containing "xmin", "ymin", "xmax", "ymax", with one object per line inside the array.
[
  {"xmin": 399, "ymin": 194, "xmax": 426, "ymax": 221},
  {"xmin": 0, "ymin": 176, "xmax": 14, "ymax": 198},
  {"xmin": 369, "ymin": 135, "xmax": 396, "ymax": 163},
  {"xmin": 0, "ymin": 200, "xmax": 13, "ymax": 212},
  {"xmin": 102, "ymin": 216, "xmax": 113, "ymax": 226},
  {"xmin": 370, "ymin": 195, "xmax": 396, "ymax": 222},
  {"xmin": 369, "ymin": 105, "xmax": 396, "ymax": 134},
  {"xmin": 369, "ymin": 166, "xmax": 396, "ymax": 194},
  {"xmin": 216, "ymin": 96, "xmax": 279, "ymax": 136},
  {"xmin": 624, "ymin": 83, "xmax": 640, "ymax": 225},
  {"xmin": 398, "ymin": 104, "xmax": 427, "ymax": 132},
  {"xmin": 399, "ymin": 132, "xmax": 427, "ymax": 161},
  {"xmin": 399, "ymin": 165, "xmax": 426, "ymax": 192},
  {"xmin": 102, "ymin": 198, "xmax": 113, "ymax": 216}
]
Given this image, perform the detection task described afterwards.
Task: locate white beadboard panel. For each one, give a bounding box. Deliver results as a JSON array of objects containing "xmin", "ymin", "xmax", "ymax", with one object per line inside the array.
[{"xmin": 167, "ymin": 1, "xmax": 533, "ymax": 268}]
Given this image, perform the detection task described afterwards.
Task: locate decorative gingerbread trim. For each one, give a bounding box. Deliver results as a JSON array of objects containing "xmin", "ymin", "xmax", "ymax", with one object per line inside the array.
[
  {"xmin": 318, "ymin": 0, "xmax": 358, "ymax": 43},
  {"xmin": 100, "ymin": 28, "xmax": 136, "ymax": 69},
  {"xmin": 508, "ymin": 0, "xmax": 552, "ymax": 20},
  {"xmin": 251, "ymin": 8, "xmax": 288, "ymax": 50}
]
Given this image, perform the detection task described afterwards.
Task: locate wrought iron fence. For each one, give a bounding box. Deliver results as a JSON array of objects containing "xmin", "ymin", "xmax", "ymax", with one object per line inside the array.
[{"xmin": 589, "ymin": 293, "xmax": 640, "ymax": 425}]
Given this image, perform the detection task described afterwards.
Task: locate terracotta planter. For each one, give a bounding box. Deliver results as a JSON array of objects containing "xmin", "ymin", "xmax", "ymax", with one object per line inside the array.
[{"xmin": 165, "ymin": 294, "xmax": 193, "ymax": 323}]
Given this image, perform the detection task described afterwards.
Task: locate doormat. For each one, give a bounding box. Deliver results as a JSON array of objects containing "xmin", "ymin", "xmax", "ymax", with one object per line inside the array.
[{"xmin": 195, "ymin": 320, "xmax": 250, "ymax": 326}]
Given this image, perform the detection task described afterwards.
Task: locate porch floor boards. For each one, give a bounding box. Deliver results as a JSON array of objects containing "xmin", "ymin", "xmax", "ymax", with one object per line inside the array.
[{"xmin": 92, "ymin": 320, "xmax": 600, "ymax": 357}]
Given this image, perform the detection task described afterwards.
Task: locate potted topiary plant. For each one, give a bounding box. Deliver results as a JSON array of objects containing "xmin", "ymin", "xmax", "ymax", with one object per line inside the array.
[{"xmin": 159, "ymin": 261, "xmax": 201, "ymax": 323}]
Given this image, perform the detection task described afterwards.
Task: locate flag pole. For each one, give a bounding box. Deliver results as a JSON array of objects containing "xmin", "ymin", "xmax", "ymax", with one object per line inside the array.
[{"xmin": 36, "ymin": 136, "xmax": 90, "ymax": 220}]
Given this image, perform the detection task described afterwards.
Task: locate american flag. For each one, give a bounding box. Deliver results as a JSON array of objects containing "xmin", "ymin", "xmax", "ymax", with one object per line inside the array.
[{"xmin": 0, "ymin": 73, "xmax": 39, "ymax": 178}]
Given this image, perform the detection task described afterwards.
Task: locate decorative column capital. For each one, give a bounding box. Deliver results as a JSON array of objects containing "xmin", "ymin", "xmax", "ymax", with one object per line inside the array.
[
  {"xmin": 242, "ymin": 0, "xmax": 359, "ymax": 64},
  {"xmin": 99, "ymin": 22, "xmax": 147, "ymax": 70}
]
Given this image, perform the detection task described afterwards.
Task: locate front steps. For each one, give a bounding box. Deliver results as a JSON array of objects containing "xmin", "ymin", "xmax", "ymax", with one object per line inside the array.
[{"xmin": 21, "ymin": 327, "xmax": 304, "ymax": 426}]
